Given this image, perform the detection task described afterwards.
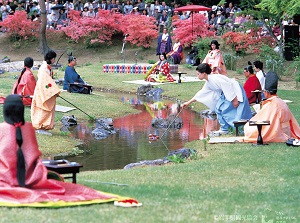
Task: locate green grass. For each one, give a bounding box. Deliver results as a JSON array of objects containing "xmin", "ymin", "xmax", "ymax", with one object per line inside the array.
[{"xmin": 0, "ymin": 63, "xmax": 299, "ymax": 222}]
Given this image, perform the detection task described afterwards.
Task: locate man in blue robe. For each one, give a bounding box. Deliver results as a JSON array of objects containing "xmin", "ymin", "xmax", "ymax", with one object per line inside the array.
[{"xmin": 63, "ymin": 54, "xmax": 91, "ymax": 94}]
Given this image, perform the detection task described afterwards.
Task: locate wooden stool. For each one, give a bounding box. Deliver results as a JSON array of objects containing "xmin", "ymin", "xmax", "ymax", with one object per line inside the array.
[
  {"xmin": 251, "ymin": 90, "xmax": 262, "ymax": 104},
  {"xmin": 248, "ymin": 120, "xmax": 270, "ymax": 145},
  {"xmin": 177, "ymin": 72, "xmax": 187, "ymax": 83},
  {"xmin": 42, "ymin": 160, "xmax": 83, "ymax": 184},
  {"xmin": 233, "ymin": 120, "xmax": 248, "ymax": 136}
]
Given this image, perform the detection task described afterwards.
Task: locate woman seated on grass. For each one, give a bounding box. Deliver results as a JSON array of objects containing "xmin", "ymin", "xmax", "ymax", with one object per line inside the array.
[
  {"xmin": 145, "ymin": 53, "xmax": 175, "ymax": 83},
  {"xmin": 0, "ymin": 94, "xmax": 123, "ymax": 206}
]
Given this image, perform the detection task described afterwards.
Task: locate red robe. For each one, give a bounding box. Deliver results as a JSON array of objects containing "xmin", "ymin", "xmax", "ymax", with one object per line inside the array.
[
  {"xmin": 145, "ymin": 60, "xmax": 175, "ymax": 82},
  {"xmin": 243, "ymin": 74, "xmax": 262, "ymax": 104},
  {"xmin": 0, "ymin": 122, "xmax": 118, "ymax": 204},
  {"xmin": 244, "ymin": 96, "xmax": 300, "ymax": 143},
  {"xmin": 11, "ymin": 68, "xmax": 36, "ymax": 106}
]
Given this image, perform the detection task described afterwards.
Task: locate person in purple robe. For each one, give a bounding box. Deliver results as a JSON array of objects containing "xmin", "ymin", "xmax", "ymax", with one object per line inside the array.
[{"xmin": 156, "ymin": 28, "xmax": 172, "ymax": 55}]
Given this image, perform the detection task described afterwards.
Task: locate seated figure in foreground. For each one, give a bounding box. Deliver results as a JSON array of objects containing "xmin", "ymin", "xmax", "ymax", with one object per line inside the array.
[
  {"xmin": 63, "ymin": 54, "xmax": 90, "ymax": 94},
  {"xmin": 0, "ymin": 95, "xmax": 121, "ymax": 206},
  {"xmin": 244, "ymin": 72, "xmax": 300, "ymax": 143}
]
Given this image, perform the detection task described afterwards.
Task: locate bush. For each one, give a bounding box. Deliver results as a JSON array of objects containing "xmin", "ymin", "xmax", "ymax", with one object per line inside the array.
[
  {"xmin": 62, "ymin": 10, "xmax": 157, "ymax": 48},
  {"xmin": 223, "ymin": 53, "xmax": 239, "ymax": 71},
  {"xmin": 284, "ymin": 56, "xmax": 300, "ymax": 85},
  {"xmin": 0, "ymin": 11, "xmax": 39, "ymax": 41},
  {"xmin": 258, "ymin": 45, "xmax": 284, "ymax": 79},
  {"xmin": 194, "ymin": 37, "xmax": 213, "ymax": 62}
]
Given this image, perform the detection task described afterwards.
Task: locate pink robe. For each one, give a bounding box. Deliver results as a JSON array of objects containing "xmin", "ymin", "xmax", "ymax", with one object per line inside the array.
[
  {"xmin": 31, "ymin": 62, "xmax": 61, "ymax": 130},
  {"xmin": 244, "ymin": 96, "xmax": 300, "ymax": 143},
  {"xmin": 0, "ymin": 122, "xmax": 117, "ymax": 204},
  {"xmin": 203, "ymin": 49, "xmax": 227, "ymax": 75},
  {"xmin": 11, "ymin": 68, "xmax": 36, "ymax": 106}
]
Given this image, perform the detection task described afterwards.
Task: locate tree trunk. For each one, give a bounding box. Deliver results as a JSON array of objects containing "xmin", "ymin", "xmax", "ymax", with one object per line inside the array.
[{"xmin": 39, "ymin": 0, "xmax": 51, "ymax": 55}]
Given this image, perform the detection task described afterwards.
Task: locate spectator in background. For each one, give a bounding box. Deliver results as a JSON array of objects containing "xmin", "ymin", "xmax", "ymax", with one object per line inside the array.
[
  {"xmin": 159, "ymin": 10, "xmax": 169, "ymax": 32},
  {"xmin": 124, "ymin": 0, "xmax": 133, "ymax": 14},
  {"xmin": 87, "ymin": 6, "xmax": 96, "ymax": 17},
  {"xmin": 226, "ymin": 11, "xmax": 235, "ymax": 31},
  {"xmin": 57, "ymin": 8, "xmax": 68, "ymax": 27},
  {"xmin": 82, "ymin": 7, "xmax": 89, "ymax": 17},
  {"xmin": 1, "ymin": 1, "xmax": 12, "ymax": 21},
  {"xmin": 74, "ymin": 0, "xmax": 84, "ymax": 11},
  {"xmin": 99, "ymin": 0, "xmax": 107, "ymax": 10},
  {"xmin": 10, "ymin": 0, "xmax": 18, "ymax": 12},
  {"xmin": 15, "ymin": 1, "xmax": 25, "ymax": 11},
  {"xmin": 214, "ymin": 10, "xmax": 226, "ymax": 35},
  {"xmin": 137, "ymin": 0, "xmax": 145, "ymax": 13}
]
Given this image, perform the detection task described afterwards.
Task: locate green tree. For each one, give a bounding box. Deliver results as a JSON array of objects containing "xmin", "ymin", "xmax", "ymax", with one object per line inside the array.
[{"xmin": 254, "ymin": 0, "xmax": 300, "ymax": 60}]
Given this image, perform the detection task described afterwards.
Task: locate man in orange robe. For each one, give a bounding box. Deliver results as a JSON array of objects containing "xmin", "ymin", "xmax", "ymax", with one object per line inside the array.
[
  {"xmin": 31, "ymin": 51, "xmax": 61, "ymax": 130},
  {"xmin": 11, "ymin": 57, "xmax": 36, "ymax": 106},
  {"xmin": 244, "ymin": 72, "xmax": 300, "ymax": 143}
]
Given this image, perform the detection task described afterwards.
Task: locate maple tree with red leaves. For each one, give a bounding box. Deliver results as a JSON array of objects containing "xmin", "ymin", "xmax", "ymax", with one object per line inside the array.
[
  {"xmin": 0, "ymin": 11, "xmax": 39, "ymax": 40},
  {"xmin": 172, "ymin": 13, "xmax": 215, "ymax": 46},
  {"xmin": 222, "ymin": 28, "xmax": 275, "ymax": 54},
  {"xmin": 62, "ymin": 10, "xmax": 157, "ymax": 48}
]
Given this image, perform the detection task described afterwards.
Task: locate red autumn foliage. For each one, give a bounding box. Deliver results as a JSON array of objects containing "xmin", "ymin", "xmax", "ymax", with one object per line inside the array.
[
  {"xmin": 118, "ymin": 15, "xmax": 157, "ymax": 48},
  {"xmin": 172, "ymin": 13, "xmax": 215, "ymax": 46},
  {"xmin": 221, "ymin": 29, "xmax": 275, "ymax": 53},
  {"xmin": 61, "ymin": 10, "xmax": 157, "ymax": 48},
  {"xmin": 0, "ymin": 11, "xmax": 39, "ymax": 39}
]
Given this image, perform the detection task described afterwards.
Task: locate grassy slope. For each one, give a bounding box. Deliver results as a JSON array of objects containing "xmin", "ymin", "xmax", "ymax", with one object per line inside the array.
[{"xmin": 0, "ymin": 34, "xmax": 299, "ymax": 222}]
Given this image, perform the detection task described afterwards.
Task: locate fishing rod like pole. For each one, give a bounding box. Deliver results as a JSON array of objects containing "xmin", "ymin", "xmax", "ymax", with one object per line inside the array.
[
  {"xmin": 58, "ymin": 95, "xmax": 114, "ymax": 133},
  {"xmin": 160, "ymin": 108, "xmax": 184, "ymax": 138},
  {"xmin": 58, "ymin": 95, "xmax": 95, "ymax": 120}
]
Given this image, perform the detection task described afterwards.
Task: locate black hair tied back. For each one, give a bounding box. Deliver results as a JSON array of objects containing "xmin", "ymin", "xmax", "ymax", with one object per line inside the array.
[{"xmin": 15, "ymin": 122, "xmax": 26, "ymax": 187}]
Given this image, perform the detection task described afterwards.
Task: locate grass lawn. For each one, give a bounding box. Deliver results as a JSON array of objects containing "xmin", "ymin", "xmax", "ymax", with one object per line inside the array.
[{"xmin": 0, "ymin": 63, "xmax": 299, "ymax": 223}]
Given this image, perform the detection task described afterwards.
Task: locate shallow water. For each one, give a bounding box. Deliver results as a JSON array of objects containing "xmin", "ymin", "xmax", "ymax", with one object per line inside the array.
[{"xmin": 61, "ymin": 93, "xmax": 218, "ymax": 171}]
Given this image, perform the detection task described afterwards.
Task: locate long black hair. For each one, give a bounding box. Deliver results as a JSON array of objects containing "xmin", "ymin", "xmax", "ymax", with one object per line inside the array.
[
  {"xmin": 44, "ymin": 50, "xmax": 57, "ymax": 65},
  {"xmin": 3, "ymin": 95, "xmax": 26, "ymax": 187},
  {"xmin": 14, "ymin": 57, "xmax": 34, "ymax": 94}
]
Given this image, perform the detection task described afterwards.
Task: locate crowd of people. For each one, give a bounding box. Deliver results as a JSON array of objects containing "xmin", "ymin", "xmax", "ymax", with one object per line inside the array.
[{"xmin": 2, "ymin": 0, "xmax": 298, "ymax": 36}]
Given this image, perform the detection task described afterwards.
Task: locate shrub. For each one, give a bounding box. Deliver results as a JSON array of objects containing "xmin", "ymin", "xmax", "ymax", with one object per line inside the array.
[
  {"xmin": 0, "ymin": 11, "xmax": 39, "ymax": 41},
  {"xmin": 61, "ymin": 10, "xmax": 157, "ymax": 48},
  {"xmin": 222, "ymin": 30, "xmax": 275, "ymax": 55},
  {"xmin": 172, "ymin": 14, "xmax": 215, "ymax": 46},
  {"xmin": 223, "ymin": 53, "xmax": 239, "ymax": 71},
  {"xmin": 258, "ymin": 45, "xmax": 284, "ymax": 79},
  {"xmin": 284, "ymin": 56, "xmax": 300, "ymax": 86}
]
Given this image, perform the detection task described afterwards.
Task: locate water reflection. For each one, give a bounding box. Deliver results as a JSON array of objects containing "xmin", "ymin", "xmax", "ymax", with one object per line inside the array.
[{"xmin": 66, "ymin": 93, "xmax": 218, "ymax": 171}]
